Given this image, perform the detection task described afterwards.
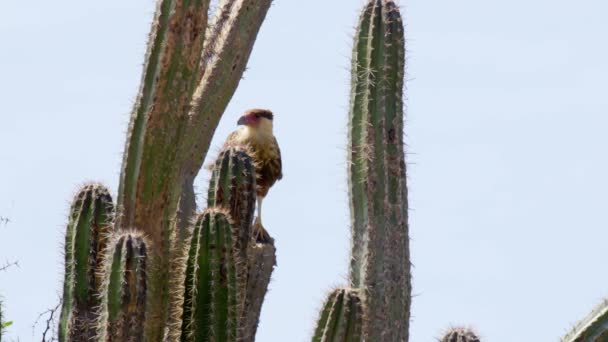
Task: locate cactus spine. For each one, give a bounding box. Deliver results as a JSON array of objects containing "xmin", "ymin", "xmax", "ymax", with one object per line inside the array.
[
  {"xmin": 97, "ymin": 233, "xmax": 148, "ymax": 342},
  {"xmin": 440, "ymin": 328, "xmax": 481, "ymax": 342},
  {"xmin": 346, "ymin": 0, "xmax": 410, "ymax": 340},
  {"xmin": 59, "ymin": 184, "xmax": 115, "ymax": 342},
  {"xmin": 181, "ymin": 210, "xmax": 244, "ymax": 341},
  {"xmin": 312, "ymin": 289, "xmax": 363, "ymax": 342}
]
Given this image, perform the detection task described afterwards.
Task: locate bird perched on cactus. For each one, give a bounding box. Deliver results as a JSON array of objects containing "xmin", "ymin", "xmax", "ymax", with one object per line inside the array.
[{"xmin": 222, "ymin": 108, "xmax": 282, "ymax": 242}]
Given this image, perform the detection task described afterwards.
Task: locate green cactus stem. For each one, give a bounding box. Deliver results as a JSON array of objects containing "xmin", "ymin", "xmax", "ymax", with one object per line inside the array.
[
  {"xmin": 312, "ymin": 288, "xmax": 363, "ymax": 342},
  {"xmin": 440, "ymin": 327, "xmax": 481, "ymax": 342},
  {"xmin": 562, "ymin": 299, "xmax": 608, "ymax": 342},
  {"xmin": 207, "ymin": 147, "xmax": 256, "ymax": 257},
  {"xmin": 347, "ymin": 0, "xmax": 410, "ymax": 340},
  {"xmin": 181, "ymin": 209, "xmax": 245, "ymax": 342},
  {"xmin": 59, "ymin": 183, "xmax": 115, "ymax": 342},
  {"xmin": 97, "ymin": 232, "xmax": 148, "ymax": 342}
]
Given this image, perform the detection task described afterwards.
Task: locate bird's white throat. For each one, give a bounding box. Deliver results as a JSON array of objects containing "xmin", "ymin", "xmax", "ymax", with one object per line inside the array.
[{"xmin": 236, "ymin": 118, "xmax": 274, "ymax": 143}]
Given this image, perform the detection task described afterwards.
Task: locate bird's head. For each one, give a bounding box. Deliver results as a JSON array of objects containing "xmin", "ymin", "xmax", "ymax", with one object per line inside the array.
[{"xmin": 237, "ymin": 109, "xmax": 274, "ymax": 134}]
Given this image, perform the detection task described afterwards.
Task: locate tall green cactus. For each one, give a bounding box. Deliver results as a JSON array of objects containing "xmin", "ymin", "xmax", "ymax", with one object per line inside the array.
[
  {"xmin": 181, "ymin": 209, "xmax": 245, "ymax": 342},
  {"xmin": 59, "ymin": 183, "xmax": 115, "ymax": 342},
  {"xmin": 97, "ymin": 232, "xmax": 148, "ymax": 342},
  {"xmin": 312, "ymin": 288, "xmax": 363, "ymax": 342},
  {"xmin": 347, "ymin": 0, "xmax": 410, "ymax": 340}
]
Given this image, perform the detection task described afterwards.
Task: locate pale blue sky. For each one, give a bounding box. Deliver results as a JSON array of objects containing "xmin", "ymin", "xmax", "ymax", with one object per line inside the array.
[{"xmin": 1, "ymin": 0, "xmax": 608, "ymax": 341}]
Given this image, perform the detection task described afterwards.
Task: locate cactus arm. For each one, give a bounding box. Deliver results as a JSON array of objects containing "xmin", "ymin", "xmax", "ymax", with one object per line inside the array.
[
  {"xmin": 181, "ymin": 210, "xmax": 243, "ymax": 341},
  {"xmin": 206, "ymin": 147, "xmax": 275, "ymax": 341},
  {"xmin": 97, "ymin": 233, "xmax": 148, "ymax": 342},
  {"xmin": 117, "ymin": 0, "xmax": 210, "ymax": 232},
  {"xmin": 347, "ymin": 1, "xmax": 410, "ymax": 340},
  {"xmin": 312, "ymin": 291, "xmax": 338, "ymax": 342},
  {"xmin": 59, "ymin": 184, "xmax": 114, "ymax": 342},
  {"xmin": 207, "ymin": 148, "xmax": 256, "ymax": 256},
  {"xmin": 311, "ymin": 289, "xmax": 363, "ymax": 342},
  {"xmin": 562, "ymin": 299, "xmax": 608, "ymax": 342}
]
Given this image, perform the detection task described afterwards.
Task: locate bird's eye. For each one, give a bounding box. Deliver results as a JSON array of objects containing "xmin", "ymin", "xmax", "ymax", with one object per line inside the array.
[{"xmin": 255, "ymin": 114, "xmax": 260, "ymax": 118}]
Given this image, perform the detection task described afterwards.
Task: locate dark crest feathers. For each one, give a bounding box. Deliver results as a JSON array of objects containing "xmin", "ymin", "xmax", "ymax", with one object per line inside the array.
[{"xmin": 246, "ymin": 108, "xmax": 273, "ymax": 121}]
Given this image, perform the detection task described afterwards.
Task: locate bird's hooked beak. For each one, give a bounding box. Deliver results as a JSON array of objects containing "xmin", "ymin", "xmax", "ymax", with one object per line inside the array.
[{"xmin": 237, "ymin": 114, "xmax": 256, "ymax": 126}]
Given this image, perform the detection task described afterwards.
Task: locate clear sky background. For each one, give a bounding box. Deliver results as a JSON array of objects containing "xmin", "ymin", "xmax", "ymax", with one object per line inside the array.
[{"xmin": 1, "ymin": 0, "xmax": 608, "ymax": 341}]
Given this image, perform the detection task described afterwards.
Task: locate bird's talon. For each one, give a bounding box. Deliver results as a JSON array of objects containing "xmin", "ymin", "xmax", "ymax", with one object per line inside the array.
[{"xmin": 253, "ymin": 222, "xmax": 271, "ymax": 244}]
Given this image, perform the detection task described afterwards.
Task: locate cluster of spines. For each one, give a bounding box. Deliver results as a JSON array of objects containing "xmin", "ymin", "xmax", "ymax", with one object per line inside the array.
[
  {"xmin": 96, "ymin": 232, "xmax": 148, "ymax": 342},
  {"xmin": 347, "ymin": 0, "xmax": 409, "ymax": 340},
  {"xmin": 59, "ymin": 183, "xmax": 115, "ymax": 342},
  {"xmin": 312, "ymin": 288, "xmax": 364, "ymax": 342},
  {"xmin": 181, "ymin": 209, "xmax": 246, "ymax": 342},
  {"xmin": 440, "ymin": 327, "xmax": 481, "ymax": 342}
]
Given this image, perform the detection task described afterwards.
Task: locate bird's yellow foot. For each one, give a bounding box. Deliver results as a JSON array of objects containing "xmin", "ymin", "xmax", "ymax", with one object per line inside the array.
[{"xmin": 253, "ymin": 220, "xmax": 271, "ymax": 243}]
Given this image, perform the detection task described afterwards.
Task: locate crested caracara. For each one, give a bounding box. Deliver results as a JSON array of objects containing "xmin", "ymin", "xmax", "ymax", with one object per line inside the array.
[{"xmin": 223, "ymin": 108, "xmax": 282, "ymax": 241}]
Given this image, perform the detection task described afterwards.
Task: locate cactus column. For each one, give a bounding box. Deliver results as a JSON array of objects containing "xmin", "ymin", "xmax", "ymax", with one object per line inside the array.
[
  {"xmin": 312, "ymin": 289, "xmax": 363, "ymax": 342},
  {"xmin": 347, "ymin": 0, "xmax": 410, "ymax": 340},
  {"xmin": 59, "ymin": 184, "xmax": 115, "ymax": 342},
  {"xmin": 181, "ymin": 210, "xmax": 244, "ymax": 342},
  {"xmin": 97, "ymin": 233, "xmax": 148, "ymax": 342}
]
